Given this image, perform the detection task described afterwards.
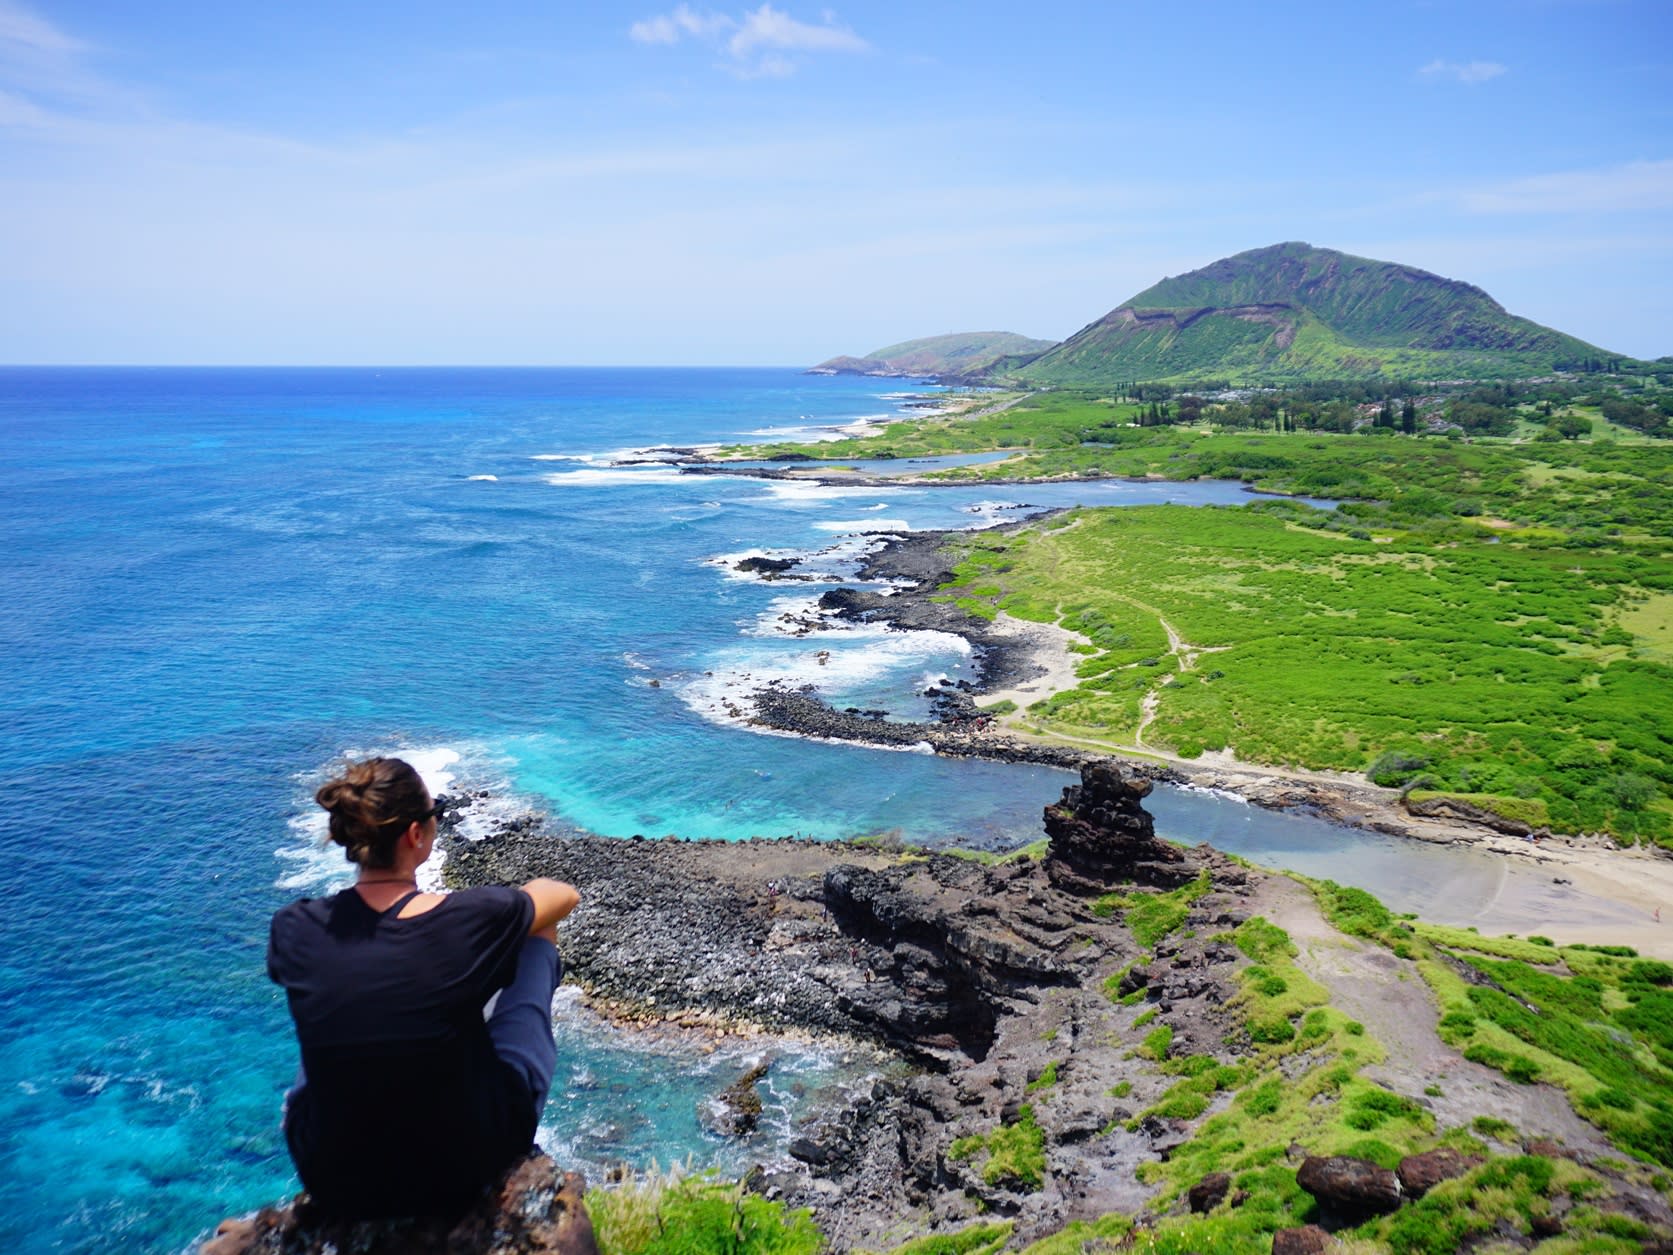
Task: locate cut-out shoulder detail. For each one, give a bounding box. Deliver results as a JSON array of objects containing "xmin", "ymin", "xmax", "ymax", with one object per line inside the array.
[{"xmin": 397, "ymin": 892, "xmax": 446, "ymax": 919}]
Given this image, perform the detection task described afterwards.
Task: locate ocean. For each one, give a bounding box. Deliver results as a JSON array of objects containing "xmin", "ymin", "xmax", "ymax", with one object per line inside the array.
[{"xmin": 0, "ymin": 367, "xmax": 1569, "ymax": 1253}]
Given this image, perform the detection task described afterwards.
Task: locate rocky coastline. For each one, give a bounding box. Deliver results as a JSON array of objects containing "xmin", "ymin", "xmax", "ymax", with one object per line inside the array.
[
  {"xmin": 433, "ymin": 763, "xmax": 1242, "ymax": 1248},
  {"xmin": 201, "ymin": 766, "xmax": 1673, "ymax": 1252},
  {"xmin": 728, "ymin": 526, "xmax": 1546, "ymax": 852}
]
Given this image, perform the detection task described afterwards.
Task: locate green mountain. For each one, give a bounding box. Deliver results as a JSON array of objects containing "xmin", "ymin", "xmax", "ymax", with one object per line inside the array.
[
  {"xmin": 1010, "ymin": 242, "xmax": 1616, "ymax": 384},
  {"xmin": 808, "ymin": 331, "xmax": 1057, "ymax": 379}
]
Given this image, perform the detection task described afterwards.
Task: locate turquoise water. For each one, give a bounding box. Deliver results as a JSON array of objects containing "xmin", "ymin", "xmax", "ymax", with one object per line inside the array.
[{"xmin": 0, "ymin": 367, "xmax": 1514, "ymax": 1253}]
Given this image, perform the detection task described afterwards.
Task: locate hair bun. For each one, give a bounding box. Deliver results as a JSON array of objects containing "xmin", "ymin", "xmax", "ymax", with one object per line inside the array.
[{"xmin": 312, "ymin": 758, "xmax": 427, "ymax": 870}]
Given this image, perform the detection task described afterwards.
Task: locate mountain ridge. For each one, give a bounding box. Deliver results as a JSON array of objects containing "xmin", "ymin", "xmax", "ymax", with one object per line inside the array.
[
  {"xmin": 807, "ymin": 330, "xmax": 1057, "ymax": 379},
  {"xmin": 812, "ymin": 244, "xmax": 1627, "ymax": 385},
  {"xmin": 1014, "ymin": 242, "xmax": 1618, "ymax": 384}
]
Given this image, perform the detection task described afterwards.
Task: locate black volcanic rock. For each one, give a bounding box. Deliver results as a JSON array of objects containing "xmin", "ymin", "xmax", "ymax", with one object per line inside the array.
[
  {"xmin": 1296, "ymin": 1155, "xmax": 1403, "ymax": 1218},
  {"xmin": 200, "ymin": 1154, "xmax": 595, "ymax": 1255},
  {"xmin": 734, "ymin": 555, "xmax": 801, "ymax": 577},
  {"xmin": 1042, "ymin": 761, "xmax": 1200, "ymax": 892}
]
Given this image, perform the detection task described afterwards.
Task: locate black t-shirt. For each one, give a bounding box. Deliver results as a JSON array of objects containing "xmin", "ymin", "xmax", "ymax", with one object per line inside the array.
[{"xmin": 268, "ymin": 885, "xmax": 536, "ymax": 1218}]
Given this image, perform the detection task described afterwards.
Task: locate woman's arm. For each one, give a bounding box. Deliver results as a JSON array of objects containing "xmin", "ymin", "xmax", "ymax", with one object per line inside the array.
[{"xmin": 521, "ymin": 878, "xmax": 580, "ymax": 936}]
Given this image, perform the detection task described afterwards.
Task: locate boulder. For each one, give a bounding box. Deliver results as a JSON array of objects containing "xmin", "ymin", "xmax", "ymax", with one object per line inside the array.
[
  {"xmin": 1187, "ymin": 1171, "xmax": 1231, "ymax": 1213},
  {"xmin": 1295, "ymin": 1155, "xmax": 1403, "ymax": 1217},
  {"xmin": 1271, "ymin": 1225, "xmax": 1334, "ymax": 1254},
  {"xmin": 1396, "ymin": 1148, "xmax": 1479, "ymax": 1198},
  {"xmin": 198, "ymin": 1154, "xmax": 595, "ymax": 1255}
]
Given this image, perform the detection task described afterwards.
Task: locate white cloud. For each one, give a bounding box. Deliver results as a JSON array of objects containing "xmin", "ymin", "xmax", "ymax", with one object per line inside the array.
[
  {"xmin": 1461, "ymin": 158, "xmax": 1673, "ymax": 214},
  {"xmin": 0, "ymin": 1, "xmax": 84, "ymax": 56},
  {"xmin": 1418, "ymin": 59, "xmax": 1507, "ymax": 85},
  {"xmin": 629, "ymin": 3, "xmax": 867, "ymax": 76},
  {"xmin": 629, "ymin": 5, "xmax": 733, "ymax": 45},
  {"xmin": 729, "ymin": 5, "xmax": 868, "ymax": 57}
]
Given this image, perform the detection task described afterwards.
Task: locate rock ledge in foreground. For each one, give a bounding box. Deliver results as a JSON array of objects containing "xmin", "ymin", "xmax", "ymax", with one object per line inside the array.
[{"xmin": 198, "ymin": 1154, "xmax": 595, "ymax": 1255}]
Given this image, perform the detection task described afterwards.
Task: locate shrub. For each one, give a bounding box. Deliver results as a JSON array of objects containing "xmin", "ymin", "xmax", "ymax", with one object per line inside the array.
[
  {"xmin": 885, "ymin": 1222, "xmax": 1013, "ymax": 1255},
  {"xmin": 1367, "ymin": 751, "xmax": 1430, "ymax": 787},
  {"xmin": 591, "ymin": 1171, "xmax": 823, "ymax": 1255},
  {"xmin": 1248, "ymin": 1015, "xmax": 1296, "ymax": 1045}
]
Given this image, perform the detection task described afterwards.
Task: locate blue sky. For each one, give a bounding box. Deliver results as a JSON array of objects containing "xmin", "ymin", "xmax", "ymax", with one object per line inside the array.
[{"xmin": 1, "ymin": 1, "xmax": 1668, "ymax": 364}]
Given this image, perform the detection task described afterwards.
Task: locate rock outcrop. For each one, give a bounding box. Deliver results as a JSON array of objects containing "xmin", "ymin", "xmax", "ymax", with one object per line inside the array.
[
  {"xmin": 200, "ymin": 1155, "xmax": 594, "ymax": 1255},
  {"xmin": 1043, "ymin": 761, "xmax": 1202, "ymax": 892},
  {"xmin": 428, "ymin": 778, "xmax": 1252, "ymax": 1248}
]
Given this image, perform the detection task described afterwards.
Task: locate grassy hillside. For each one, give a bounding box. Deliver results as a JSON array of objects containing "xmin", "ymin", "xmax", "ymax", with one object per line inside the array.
[
  {"xmin": 723, "ymin": 389, "xmax": 1673, "ymax": 845},
  {"xmin": 811, "ymin": 331, "xmax": 1055, "ymax": 378},
  {"xmin": 1010, "ymin": 243, "xmax": 1617, "ymax": 385}
]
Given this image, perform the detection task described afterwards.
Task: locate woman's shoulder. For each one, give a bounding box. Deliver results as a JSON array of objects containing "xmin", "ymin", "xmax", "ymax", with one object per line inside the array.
[{"xmin": 441, "ymin": 884, "xmax": 527, "ymax": 914}]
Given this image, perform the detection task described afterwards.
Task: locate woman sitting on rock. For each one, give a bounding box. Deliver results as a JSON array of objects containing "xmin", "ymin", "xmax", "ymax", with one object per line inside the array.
[{"xmin": 268, "ymin": 757, "xmax": 579, "ymax": 1220}]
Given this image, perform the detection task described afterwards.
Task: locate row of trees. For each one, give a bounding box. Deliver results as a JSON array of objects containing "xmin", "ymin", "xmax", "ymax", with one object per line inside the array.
[{"xmin": 1101, "ymin": 375, "xmax": 1672, "ymax": 440}]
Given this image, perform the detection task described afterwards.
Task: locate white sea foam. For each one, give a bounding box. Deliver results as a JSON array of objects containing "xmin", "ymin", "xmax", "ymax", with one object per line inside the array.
[
  {"xmin": 542, "ymin": 467, "xmax": 693, "ymax": 487},
  {"xmin": 532, "ymin": 442, "xmax": 723, "ymax": 465},
  {"xmin": 677, "ymin": 617, "xmax": 972, "ymax": 731},
  {"xmin": 813, "ymin": 518, "xmax": 911, "ymax": 533},
  {"xmin": 1176, "ymin": 783, "xmax": 1251, "ymax": 805},
  {"xmin": 467, "ymin": 474, "xmax": 499, "ymax": 482},
  {"xmin": 759, "ymin": 480, "xmax": 899, "ymax": 506},
  {"xmin": 275, "ymin": 746, "xmax": 468, "ymax": 895},
  {"xmin": 705, "ymin": 534, "xmax": 887, "ymax": 585}
]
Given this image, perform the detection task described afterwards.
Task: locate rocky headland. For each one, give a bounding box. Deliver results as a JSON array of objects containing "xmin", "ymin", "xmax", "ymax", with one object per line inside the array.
[{"xmin": 201, "ymin": 763, "xmax": 1673, "ymax": 1253}]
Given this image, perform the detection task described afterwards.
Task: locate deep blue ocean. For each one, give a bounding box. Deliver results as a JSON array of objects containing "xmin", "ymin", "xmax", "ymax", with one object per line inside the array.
[{"xmin": 0, "ymin": 367, "xmax": 1594, "ymax": 1253}]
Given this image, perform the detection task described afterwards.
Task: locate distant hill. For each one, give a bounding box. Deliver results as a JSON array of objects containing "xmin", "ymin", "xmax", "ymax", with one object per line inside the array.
[
  {"xmin": 1009, "ymin": 242, "xmax": 1617, "ymax": 385},
  {"xmin": 808, "ymin": 331, "xmax": 1057, "ymax": 380}
]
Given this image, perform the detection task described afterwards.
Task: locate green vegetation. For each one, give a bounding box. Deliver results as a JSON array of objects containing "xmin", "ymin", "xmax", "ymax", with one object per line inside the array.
[
  {"xmin": 1006, "ymin": 243, "xmax": 1618, "ymax": 385},
  {"xmin": 732, "ymin": 376, "xmax": 1672, "ymax": 829},
  {"xmin": 941, "ymin": 837, "xmax": 1050, "ymax": 866},
  {"xmin": 1304, "ymin": 877, "xmax": 1673, "ymax": 1166},
  {"xmin": 947, "ymin": 1104, "xmax": 1046, "ymax": 1189},
  {"xmin": 813, "ymin": 331, "xmax": 1056, "ymax": 379},
  {"xmin": 756, "ymin": 383, "xmax": 1670, "ymax": 844},
  {"xmin": 944, "ymin": 498, "xmax": 1673, "ymax": 843},
  {"xmin": 1093, "ymin": 870, "xmax": 1213, "ymax": 948},
  {"xmin": 880, "ymin": 1221, "xmax": 1014, "ymax": 1255},
  {"xmin": 1417, "ymin": 929, "xmax": 1673, "ymax": 1166},
  {"xmin": 1025, "ymin": 1061, "xmax": 1060, "ymax": 1092},
  {"xmin": 591, "ymin": 1170, "xmax": 822, "ymax": 1255}
]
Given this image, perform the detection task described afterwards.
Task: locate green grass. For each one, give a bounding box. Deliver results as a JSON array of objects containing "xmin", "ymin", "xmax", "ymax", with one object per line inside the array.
[
  {"xmin": 1025, "ymin": 1061, "xmax": 1060, "ymax": 1093},
  {"xmin": 947, "ymin": 1104, "xmax": 1047, "ymax": 1189},
  {"xmin": 881, "ymin": 1221, "xmax": 1014, "ymax": 1255},
  {"xmin": 941, "ymin": 499, "xmax": 1672, "ymax": 844},
  {"xmin": 590, "ymin": 1170, "xmax": 822, "ymax": 1255},
  {"xmin": 722, "ymin": 392, "xmax": 1673, "ymax": 845},
  {"xmin": 1093, "ymin": 869, "xmax": 1213, "ymax": 949},
  {"xmin": 1403, "ymin": 790, "xmax": 1551, "ymax": 829}
]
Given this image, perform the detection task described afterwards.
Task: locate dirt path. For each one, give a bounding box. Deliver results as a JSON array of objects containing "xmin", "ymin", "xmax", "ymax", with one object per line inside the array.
[{"xmin": 1248, "ymin": 875, "xmax": 1614, "ymax": 1154}]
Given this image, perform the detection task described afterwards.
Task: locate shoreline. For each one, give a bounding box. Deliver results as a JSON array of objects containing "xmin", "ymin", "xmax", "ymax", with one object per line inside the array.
[{"xmin": 724, "ymin": 524, "xmax": 1673, "ymax": 959}]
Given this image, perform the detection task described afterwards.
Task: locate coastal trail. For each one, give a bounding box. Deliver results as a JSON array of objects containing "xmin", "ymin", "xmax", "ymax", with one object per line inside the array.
[{"xmin": 1249, "ymin": 875, "xmax": 1615, "ymax": 1154}]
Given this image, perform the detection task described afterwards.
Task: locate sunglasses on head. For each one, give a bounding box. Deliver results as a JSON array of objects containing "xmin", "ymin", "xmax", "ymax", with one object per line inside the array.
[{"xmin": 377, "ymin": 799, "xmax": 447, "ymax": 827}]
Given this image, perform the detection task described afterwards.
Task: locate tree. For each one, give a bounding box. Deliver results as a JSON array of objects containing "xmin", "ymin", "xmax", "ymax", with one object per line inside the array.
[{"xmin": 1401, "ymin": 398, "xmax": 1417, "ymax": 435}]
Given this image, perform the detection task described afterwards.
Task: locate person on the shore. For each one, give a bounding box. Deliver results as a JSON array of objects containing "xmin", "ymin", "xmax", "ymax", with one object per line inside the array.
[{"xmin": 268, "ymin": 757, "xmax": 580, "ymax": 1220}]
